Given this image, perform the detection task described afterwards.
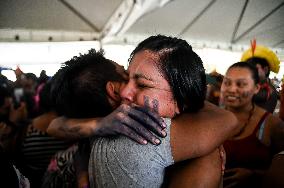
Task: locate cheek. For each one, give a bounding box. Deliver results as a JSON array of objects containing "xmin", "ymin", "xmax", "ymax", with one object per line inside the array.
[
  {"xmin": 241, "ymin": 91, "xmax": 250, "ymax": 98},
  {"xmin": 240, "ymin": 89, "xmax": 254, "ymax": 100},
  {"xmin": 142, "ymin": 96, "xmax": 159, "ymax": 113},
  {"xmin": 139, "ymin": 93, "xmax": 176, "ymax": 117}
]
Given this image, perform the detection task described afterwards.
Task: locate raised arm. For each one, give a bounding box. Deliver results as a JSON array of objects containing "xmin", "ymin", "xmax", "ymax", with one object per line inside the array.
[
  {"xmin": 171, "ymin": 101, "xmax": 238, "ymax": 162},
  {"xmin": 47, "ymin": 104, "xmax": 167, "ymax": 145}
]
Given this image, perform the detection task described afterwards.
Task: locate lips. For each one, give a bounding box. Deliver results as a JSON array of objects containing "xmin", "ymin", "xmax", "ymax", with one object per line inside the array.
[{"xmin": 224, "ymin": 95, "xmax": 239, "ymax": 102}]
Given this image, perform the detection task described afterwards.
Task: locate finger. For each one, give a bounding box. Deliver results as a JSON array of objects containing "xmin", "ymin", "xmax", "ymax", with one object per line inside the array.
[
  {"xmin": 121, "ymin": 116, "xmax": 162, "ymax": 145},
  {"xmin": 128, "ymin": 110, "xmax": 166, "ymax": 138},
  {"xmin": 129, "ymin": 106, "xmax": 166, "ymax": 130},
  {"xmin": 117, "ymin": 124, "xmax": 148, "ymax": 145},
  {"xmin": 134, "ymin": 105, "xmax": 165, "ymax": 127},
  {"xmin": 118, "ymin": 104, "xmax": 165, "ymax": 135}
]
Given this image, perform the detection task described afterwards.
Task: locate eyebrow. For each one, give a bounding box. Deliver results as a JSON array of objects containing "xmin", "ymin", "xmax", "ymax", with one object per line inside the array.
[
  {"xmin": 132, "ymin": 73, "xmax": 154, "ymax": 81},
  {"xmin": 224, "ymin": 77, "xmax": 248, "ymax": 82}
]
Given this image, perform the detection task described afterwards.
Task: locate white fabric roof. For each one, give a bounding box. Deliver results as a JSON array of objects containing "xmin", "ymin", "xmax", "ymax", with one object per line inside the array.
[{"xmin": 1, "ymin": 0, "xmax": 284, "ymax": 58}]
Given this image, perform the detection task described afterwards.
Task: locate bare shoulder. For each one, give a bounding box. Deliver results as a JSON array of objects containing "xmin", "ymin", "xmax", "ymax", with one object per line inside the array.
[
  {"xmin": 172, "ymin": 101, "xmax": 238, "ymax": 128},
  {"xmin": 202, "ymin": 101, "xmax": 238, "ymax": 123},
  {"xmin": 254, "ymin": 105, "xmax": 284, "ymax": 130}
]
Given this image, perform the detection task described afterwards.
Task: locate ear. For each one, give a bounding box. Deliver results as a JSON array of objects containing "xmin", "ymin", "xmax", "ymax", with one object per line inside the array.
[{"xmin": 106, "ymin": 82, "xmax": 121, "ymax": 105}]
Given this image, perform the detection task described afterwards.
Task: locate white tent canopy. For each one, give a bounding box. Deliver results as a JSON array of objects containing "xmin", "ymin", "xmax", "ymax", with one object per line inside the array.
[
  {"xmin": 0, "ymin": 0, "xmax": 284, "ymax": 80},
  {"xmin": 1, "ymin": 0, "xmax": 283, "ymax": 51}
]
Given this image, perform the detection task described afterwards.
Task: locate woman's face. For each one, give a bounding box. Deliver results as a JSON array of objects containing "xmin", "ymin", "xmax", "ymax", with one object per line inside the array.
[
  {"xmin": 221, "ymin": 67, "xmax": 259, "ymax": 109},
  {"xmin": 120, "ymin": 50, "xmax": 179, "ymax": 118}
]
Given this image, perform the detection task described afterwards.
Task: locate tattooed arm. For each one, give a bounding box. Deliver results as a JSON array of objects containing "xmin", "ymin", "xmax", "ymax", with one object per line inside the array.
[{"xmin": 47, "ymin": 104, "xmax": 167, "ymax": 145}]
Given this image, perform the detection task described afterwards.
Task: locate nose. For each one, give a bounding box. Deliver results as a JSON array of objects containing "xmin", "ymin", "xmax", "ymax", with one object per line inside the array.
[
  {"xmin": 226, "ymin": 83, "xmax": 238, "ymax": 93},
  {"xmin": 120, "ymin": 81, "xmax": 135, "ymax": 104}
]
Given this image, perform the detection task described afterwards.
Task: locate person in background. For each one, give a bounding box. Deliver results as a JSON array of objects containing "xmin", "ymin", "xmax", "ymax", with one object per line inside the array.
[
  {"xmin": 33, "ymin": 70, "xmax": 50, "ymax": 114},
  {"xmin": 0, "ymin": 85, "xmax": 27, "ymax": 154},
  {"xmin": 241, "ymin": 42, "xmax": 280, "ymax": 113},
  {"xmin": 0, "ymin": 85, "xmax": 29, "ymax": 188},
  {"xmin": 279, "ymin": 76, "xmax": 284, "ymax": 120},
  {"xmin": 15, "ymin": 82, "xmax": 71, "ymax": 188},
  {"xmin": 206, "ymin": 71, "xmax": 224, "ymax": 106},
  {"xmin": 221, "ymin": 62, "xmax": 284, "ymax": 188}
]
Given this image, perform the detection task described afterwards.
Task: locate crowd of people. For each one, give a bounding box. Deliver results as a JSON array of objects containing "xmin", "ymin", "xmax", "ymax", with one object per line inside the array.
[{"xmin": 0, "ymin": 35, "xmax": 283, "ymax": 188}]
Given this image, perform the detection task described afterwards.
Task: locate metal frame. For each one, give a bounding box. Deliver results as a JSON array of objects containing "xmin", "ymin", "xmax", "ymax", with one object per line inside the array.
[
  {"xmin": 59, "ymin": 0, "xmax": 100, "ymax": 32},
  {"xmin": 233, "ymin": 1, "xmax": 284, "ymax": 43},
  {"xmin": 178, "ymin": 0, "xmax": 217, "ymax": 36}
]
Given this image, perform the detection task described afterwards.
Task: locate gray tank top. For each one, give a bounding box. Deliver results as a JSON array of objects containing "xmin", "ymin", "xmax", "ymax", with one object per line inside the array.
[{"xmin": 88, "ymin": 118, "xmax": 174, "ymax": 188}]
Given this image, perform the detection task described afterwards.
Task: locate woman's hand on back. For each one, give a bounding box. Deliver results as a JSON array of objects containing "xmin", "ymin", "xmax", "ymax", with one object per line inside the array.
[{"xmin": 94, "ymin": 103, "xmax": 167, "ymax": 145}]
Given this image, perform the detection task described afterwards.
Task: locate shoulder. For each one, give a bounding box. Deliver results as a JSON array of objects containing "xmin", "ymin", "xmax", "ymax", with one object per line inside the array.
[
  {"xmin": 256, "ymin": 106, "xmax": 283, "ymax": 144},
  {"xmin": 91, "ymin": 132, "xmax": 174, "ymax": 167}
]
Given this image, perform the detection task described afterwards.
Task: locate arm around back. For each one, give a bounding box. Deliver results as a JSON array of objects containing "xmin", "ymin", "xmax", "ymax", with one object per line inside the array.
[{"xmin": 171, "ymin": 101, "xmax": 238, "ymax": 162}]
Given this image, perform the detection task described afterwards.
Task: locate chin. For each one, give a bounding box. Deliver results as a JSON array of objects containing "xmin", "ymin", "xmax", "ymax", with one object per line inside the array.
[{"xmin": 224, "ymin": 101, "xmax": 236, "ymax": 106}]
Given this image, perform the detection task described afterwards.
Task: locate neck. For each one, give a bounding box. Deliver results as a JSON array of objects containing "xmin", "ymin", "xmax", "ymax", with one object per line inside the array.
[
  {"xmin": 231, "ymin": 103, "xmax": 255, "ymax": 137},
  {"xmin": 226, "ymin": 103, "xmax": 254, "ymax": 115}
]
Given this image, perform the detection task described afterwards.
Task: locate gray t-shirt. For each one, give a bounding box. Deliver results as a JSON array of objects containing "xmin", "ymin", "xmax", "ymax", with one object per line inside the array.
[{"xmin": 89, "ymin": 118, "xmax": 174, "ymax": 188}]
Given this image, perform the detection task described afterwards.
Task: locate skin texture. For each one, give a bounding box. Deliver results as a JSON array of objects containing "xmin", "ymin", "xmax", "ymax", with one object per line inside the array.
[
  {"xmin": 166, "ymin": 149, "xmax": 222, "ymax": 188},
  {"xmin": 121, "ymin": 50, "xmax": 178, "ymax": 118},
  {"xmin": 221, "ymin": 65, "xmax": 284, "ymax": 188}
]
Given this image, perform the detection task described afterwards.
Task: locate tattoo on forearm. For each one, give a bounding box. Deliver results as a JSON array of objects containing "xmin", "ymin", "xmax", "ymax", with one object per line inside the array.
[{"xmin": 58, "ymin": 125, "xmax": 85, "ymax": 138}]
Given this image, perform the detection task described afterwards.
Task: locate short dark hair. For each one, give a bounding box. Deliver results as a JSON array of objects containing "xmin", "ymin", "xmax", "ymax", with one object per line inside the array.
[
  {"xmin": 51, "ymin": 49, "xmax": 124, "ymax": 118},
  {"xmin": 129, "ymin": 35, "xmax": 206, "ymax": 113},
  {"xmin": 228, "ymin": 62, "xmax": 260, "ymax": 85},
  {"xmin": 246, "ymin": 57, "xmax": 270, "ymax": 77}
]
